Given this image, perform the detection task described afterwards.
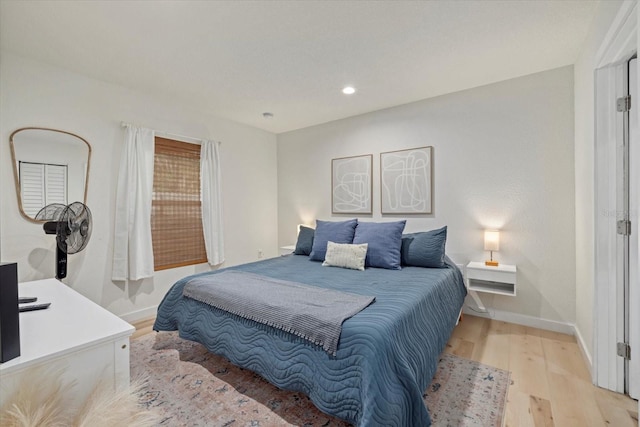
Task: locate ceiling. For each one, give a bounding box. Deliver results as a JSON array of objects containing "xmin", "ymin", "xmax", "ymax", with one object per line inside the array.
[{"xmin": 0, "ymin": 1, "xmax": 599, "ymax": 134}]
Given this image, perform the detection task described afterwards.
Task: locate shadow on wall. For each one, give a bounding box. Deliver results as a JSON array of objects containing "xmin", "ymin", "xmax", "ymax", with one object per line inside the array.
[
  {"xmin": 109, "ymin": 278, "xmax": 157, "ymax": 306},
  {"xmin": 105, "ymin": 262, "xmax": 215, "ymax": 310},
  {"xmin": 27, "ymin": 241, "xmax": 87, "ymax": 286},
  {"xmin": 28, "ymin": 247, "xmax": 55, "ymax": 278},
  {"xmin": 485, "ymin": 253, "xmax": 570, "ymax": 326},
  {"xmin": 128, "ymin": 278, "xmax": 155, "ymax": 303}
]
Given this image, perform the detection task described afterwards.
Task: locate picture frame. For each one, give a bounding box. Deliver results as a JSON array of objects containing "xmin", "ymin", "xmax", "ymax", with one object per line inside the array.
[
  {"xmin": 331, "ymin": 154, "xmax": 372, "ymax": 214},
  {"xmin": 380, "ymin": 146, "xmax": 432, "ymax": 214}
]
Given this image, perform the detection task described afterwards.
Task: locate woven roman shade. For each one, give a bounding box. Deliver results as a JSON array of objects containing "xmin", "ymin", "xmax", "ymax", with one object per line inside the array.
[{"xmin": 151, "ymin": 137, "xmax": 207, "ymax": 270}]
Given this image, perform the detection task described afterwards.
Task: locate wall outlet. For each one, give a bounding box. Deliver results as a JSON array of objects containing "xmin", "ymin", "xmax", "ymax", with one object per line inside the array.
[{"xmin": 258, "ymin": 249, "xmax": 263, "ymax": 259}]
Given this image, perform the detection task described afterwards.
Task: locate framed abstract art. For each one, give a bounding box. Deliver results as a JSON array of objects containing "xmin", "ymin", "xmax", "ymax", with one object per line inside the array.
[
  {"xmin": 331, "ymin": 154, "xmax": 372, "ymax": 214},
  {"xmin": 380, "ymin": 146, "xmax": 432, "ymax": 214}
]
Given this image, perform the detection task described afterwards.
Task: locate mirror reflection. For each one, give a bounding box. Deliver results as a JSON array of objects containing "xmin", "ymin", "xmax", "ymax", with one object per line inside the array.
[{"xmin": 10, "ymin": 128, "xmax": 91, "ymax": 222}]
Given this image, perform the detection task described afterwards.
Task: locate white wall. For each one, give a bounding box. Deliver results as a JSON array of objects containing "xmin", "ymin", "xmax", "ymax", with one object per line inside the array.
[
  {"xmin": 278, "ymin": 66, "xmax": 576, "ymax": 324},
  {"xmin": 574, "ymin": 0, "xmax": 627, "ymax": 363},
  {"xmin": 0, "ymin": 52, "xmax": 278, "ymax": 321}
]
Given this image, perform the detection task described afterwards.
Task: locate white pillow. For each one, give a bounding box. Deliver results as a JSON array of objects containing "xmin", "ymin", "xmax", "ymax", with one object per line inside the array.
[{"xmin": 322, "ymin": 241, "xmax": 368, "ymax": 271}]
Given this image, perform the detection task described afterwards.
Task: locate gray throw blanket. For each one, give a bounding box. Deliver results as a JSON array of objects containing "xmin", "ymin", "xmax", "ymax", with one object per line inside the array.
[{"xmin": 183, "ymin": 270, "xmax": 375, "ymax": 355}]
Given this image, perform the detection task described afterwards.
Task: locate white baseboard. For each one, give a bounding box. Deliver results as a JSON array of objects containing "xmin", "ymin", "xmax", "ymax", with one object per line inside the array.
[
  {"xmin": 120, "ymin": 305, "xmax": 158, "ymax": 324},
  {"xmin": 462, "ymin": 306, "xmax": 574, "ymax": 335},
  {"xmin": 573, "ymin": 324, "xmax": 593, "ymax": 378},
  {"xmin": 461, "ymin": 305, "xmax": 594, "ymax": 378}
]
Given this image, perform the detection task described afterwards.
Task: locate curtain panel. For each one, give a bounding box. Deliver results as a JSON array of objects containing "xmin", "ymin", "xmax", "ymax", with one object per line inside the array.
[
  {"xmin": 200, "ymin": 140, "xmax": 225, "ymax": 266},
  {"xmin": 112, "ymin": 125, "xmax": 156, "ymax": 281}
]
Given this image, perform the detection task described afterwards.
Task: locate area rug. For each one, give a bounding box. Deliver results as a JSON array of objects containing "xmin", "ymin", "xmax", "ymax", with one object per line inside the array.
[{"xmin": 131, "ymin": 332, "xmax": 509, "ymax": 426}]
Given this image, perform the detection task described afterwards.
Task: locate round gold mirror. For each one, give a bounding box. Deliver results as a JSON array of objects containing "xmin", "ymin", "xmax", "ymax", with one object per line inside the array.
[{"xmin": 10, "ymin": 127, "xmax": 91, "ymax": 222}]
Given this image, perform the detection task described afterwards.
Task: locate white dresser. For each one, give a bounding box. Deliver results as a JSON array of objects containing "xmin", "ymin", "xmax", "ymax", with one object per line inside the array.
[{"xmin": 0, "ymin": 278, "xmax": 134, "ymax": 405}]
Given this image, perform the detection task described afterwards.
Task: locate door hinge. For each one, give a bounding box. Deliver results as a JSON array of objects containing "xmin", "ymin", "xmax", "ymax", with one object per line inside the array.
[
  {"xmin": 617, "ymin": 220, "xmax": 631, "ymax": 235},
  {"xmin": 617, "ymin": 95, "xmax": 631, "ymax": 112},
  {"xmin": 617, "ymin": 342, "xmax": 631, "ymax": 359}
]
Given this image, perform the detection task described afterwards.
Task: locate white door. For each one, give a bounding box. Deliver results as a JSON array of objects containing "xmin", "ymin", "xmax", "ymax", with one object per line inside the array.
[
  {"xmin": 592, "ymin": 0, "xmax": 638, "ymax": 399},
  {"xmin": 595, "ymin": 55, "xmax": 639, "ymax": 398},
  {"xmin": 595, "ymin": 58, "xmax": 628, "ymax": 393},
  {"xmin": 629, "ymin": 57, "xmax": 639, "ymax": 399}
]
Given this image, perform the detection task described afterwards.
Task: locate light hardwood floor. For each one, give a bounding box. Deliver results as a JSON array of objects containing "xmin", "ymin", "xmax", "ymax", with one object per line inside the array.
[
  {"xmin": 448, "ymin": 315, "xmax": 638, "ymax": 427},
  {"xmin": 132, "ymin": 315, "xmax": 638, "ymax": 426},
  {"xmin": 131, "ymin": 317, "xmax": 156, "ymax": 340}
]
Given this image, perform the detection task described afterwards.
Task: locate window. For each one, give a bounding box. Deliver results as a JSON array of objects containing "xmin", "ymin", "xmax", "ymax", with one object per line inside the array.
[
  {"xmin": 151, "ymin": 137, "xmax": 207, "ymax": 270},
  {"xmin": 19, "ymin": 161, "xmax": 67, "ymax": 217}
]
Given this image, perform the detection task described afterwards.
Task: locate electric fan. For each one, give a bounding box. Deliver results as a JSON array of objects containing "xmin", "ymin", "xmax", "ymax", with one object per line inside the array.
[{"xmin": 35, "ymin": 202, "xmax": 92, "ymax": 279}]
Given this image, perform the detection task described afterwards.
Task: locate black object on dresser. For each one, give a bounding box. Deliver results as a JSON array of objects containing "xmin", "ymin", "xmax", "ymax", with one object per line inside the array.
[{"xmin": 0, "ymin": 262, "xmax": 20, "ymax": 363}]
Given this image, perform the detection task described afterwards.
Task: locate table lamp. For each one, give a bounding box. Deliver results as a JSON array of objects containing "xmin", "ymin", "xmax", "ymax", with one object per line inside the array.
[{"xmin": 484, "ymin": 230, "xmax": 500, "ymax": 267}]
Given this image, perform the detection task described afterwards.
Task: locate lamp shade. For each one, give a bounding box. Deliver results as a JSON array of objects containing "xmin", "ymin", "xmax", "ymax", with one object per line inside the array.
[{"xmin": 484, "ymin": 230, "xmax": 500, "ymax": 251}]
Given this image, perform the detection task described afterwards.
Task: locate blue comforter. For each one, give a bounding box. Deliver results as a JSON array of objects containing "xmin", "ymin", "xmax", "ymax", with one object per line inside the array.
[{"xmin": 154, "ymin": 255, "xmax": 466, "ymax": 426}]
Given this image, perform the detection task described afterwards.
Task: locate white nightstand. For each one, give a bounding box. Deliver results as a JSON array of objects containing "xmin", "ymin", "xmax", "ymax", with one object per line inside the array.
[
  {"xmin": 279, "ymin": 245, "xmax": 296, "ymax": 256},
  {"xmin": 465, "ymin": 261, "xmax": 517, "ymax": 311}
]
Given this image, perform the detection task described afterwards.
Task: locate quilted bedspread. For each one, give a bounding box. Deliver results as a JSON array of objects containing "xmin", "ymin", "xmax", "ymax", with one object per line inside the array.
[
  {"xmin": 183, "ymin": 270, "xmax": 375, "ymax": 355},
  {"xmin": 154, "ymin": 254, "xmax": 466, "ymax": 426}
]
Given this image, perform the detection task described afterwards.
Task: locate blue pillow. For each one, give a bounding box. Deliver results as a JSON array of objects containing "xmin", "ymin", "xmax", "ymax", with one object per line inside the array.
[
  {"xmin": 353, "ymin": 220, "xmax": 406, "ymax": 270},
  {"xmin": 309, "ymin": 219, "xmax": 358, "ymax": 261},
  {"xmin": 293, "ymin": 226, "xmax": 315, "ymax": 256},
  {"xmin": 401, "ymin": 226, "xmax": 447, "ymax": 268}
]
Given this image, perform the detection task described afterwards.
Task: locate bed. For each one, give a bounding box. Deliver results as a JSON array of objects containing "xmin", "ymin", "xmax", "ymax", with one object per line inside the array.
[{"xmin": 153, "ymin": 252, "xmax": 466, "ymax": 426}]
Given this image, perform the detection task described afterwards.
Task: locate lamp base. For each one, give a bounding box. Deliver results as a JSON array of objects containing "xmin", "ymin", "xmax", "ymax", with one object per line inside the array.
[{"xmin": 485, "ymin": 260, "xmax": 499, "ymax": 267}]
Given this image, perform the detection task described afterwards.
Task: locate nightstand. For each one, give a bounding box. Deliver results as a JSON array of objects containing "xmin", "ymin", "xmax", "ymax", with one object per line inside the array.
[
  {"xmin": 279, "ymin": 245, "xmax": 296, "ymax": 256},
  {"xmin": 465, "ymin": 261, "xmax": 517, "ymax": 311}
]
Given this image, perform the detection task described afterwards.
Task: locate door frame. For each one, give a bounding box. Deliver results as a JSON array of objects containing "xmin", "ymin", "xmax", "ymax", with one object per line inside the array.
[{"xmin": 593, "ymin": 0, "xmax": 637, "ymax": 395}]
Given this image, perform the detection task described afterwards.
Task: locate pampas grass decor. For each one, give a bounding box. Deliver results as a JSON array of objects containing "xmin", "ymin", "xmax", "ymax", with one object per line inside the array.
[
  {"xmin": 0, "ymin": 367, "xmax": 157, "ymax": 427},
  {"xmin": 0, "ymin": 366, "xmax": 71, "ymax": 427},
  {"xmin": 72, "ymin": 378, "xmax": 157, "ymax": 427}
]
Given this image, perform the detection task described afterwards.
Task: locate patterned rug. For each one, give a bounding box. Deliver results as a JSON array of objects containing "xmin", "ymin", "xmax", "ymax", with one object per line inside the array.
[{"xmin": 131, "ymin": 332, "xmax": 510, "ymax": 426}]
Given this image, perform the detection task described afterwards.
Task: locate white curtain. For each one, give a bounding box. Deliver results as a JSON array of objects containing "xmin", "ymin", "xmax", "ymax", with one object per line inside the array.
[
  {"xmin": 200, "ymin": 140, "xmax": 224, "ymax": 265},
  {"xmin": 112, "ymin": 125, "xmax": 156, "ymax": 281}
]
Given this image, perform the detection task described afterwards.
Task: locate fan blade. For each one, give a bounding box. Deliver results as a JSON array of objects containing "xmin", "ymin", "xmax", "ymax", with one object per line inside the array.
[
  {"xmin": 35, "ymin": 203, "xmax": 66, "ymax": 221},
  {"xmin": 59, "ymin": 202, "xmax": 92, "ymax": 254}
]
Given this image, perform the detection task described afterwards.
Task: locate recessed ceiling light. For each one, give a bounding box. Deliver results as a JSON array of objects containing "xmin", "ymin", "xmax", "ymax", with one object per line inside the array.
[
  {"xmin": 342, "ymin": 86, "xmax": 356, "ymax": 95},
  {"xmin": 263, "ymin": 112, "xmax": 274, "ymax": 119}
]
